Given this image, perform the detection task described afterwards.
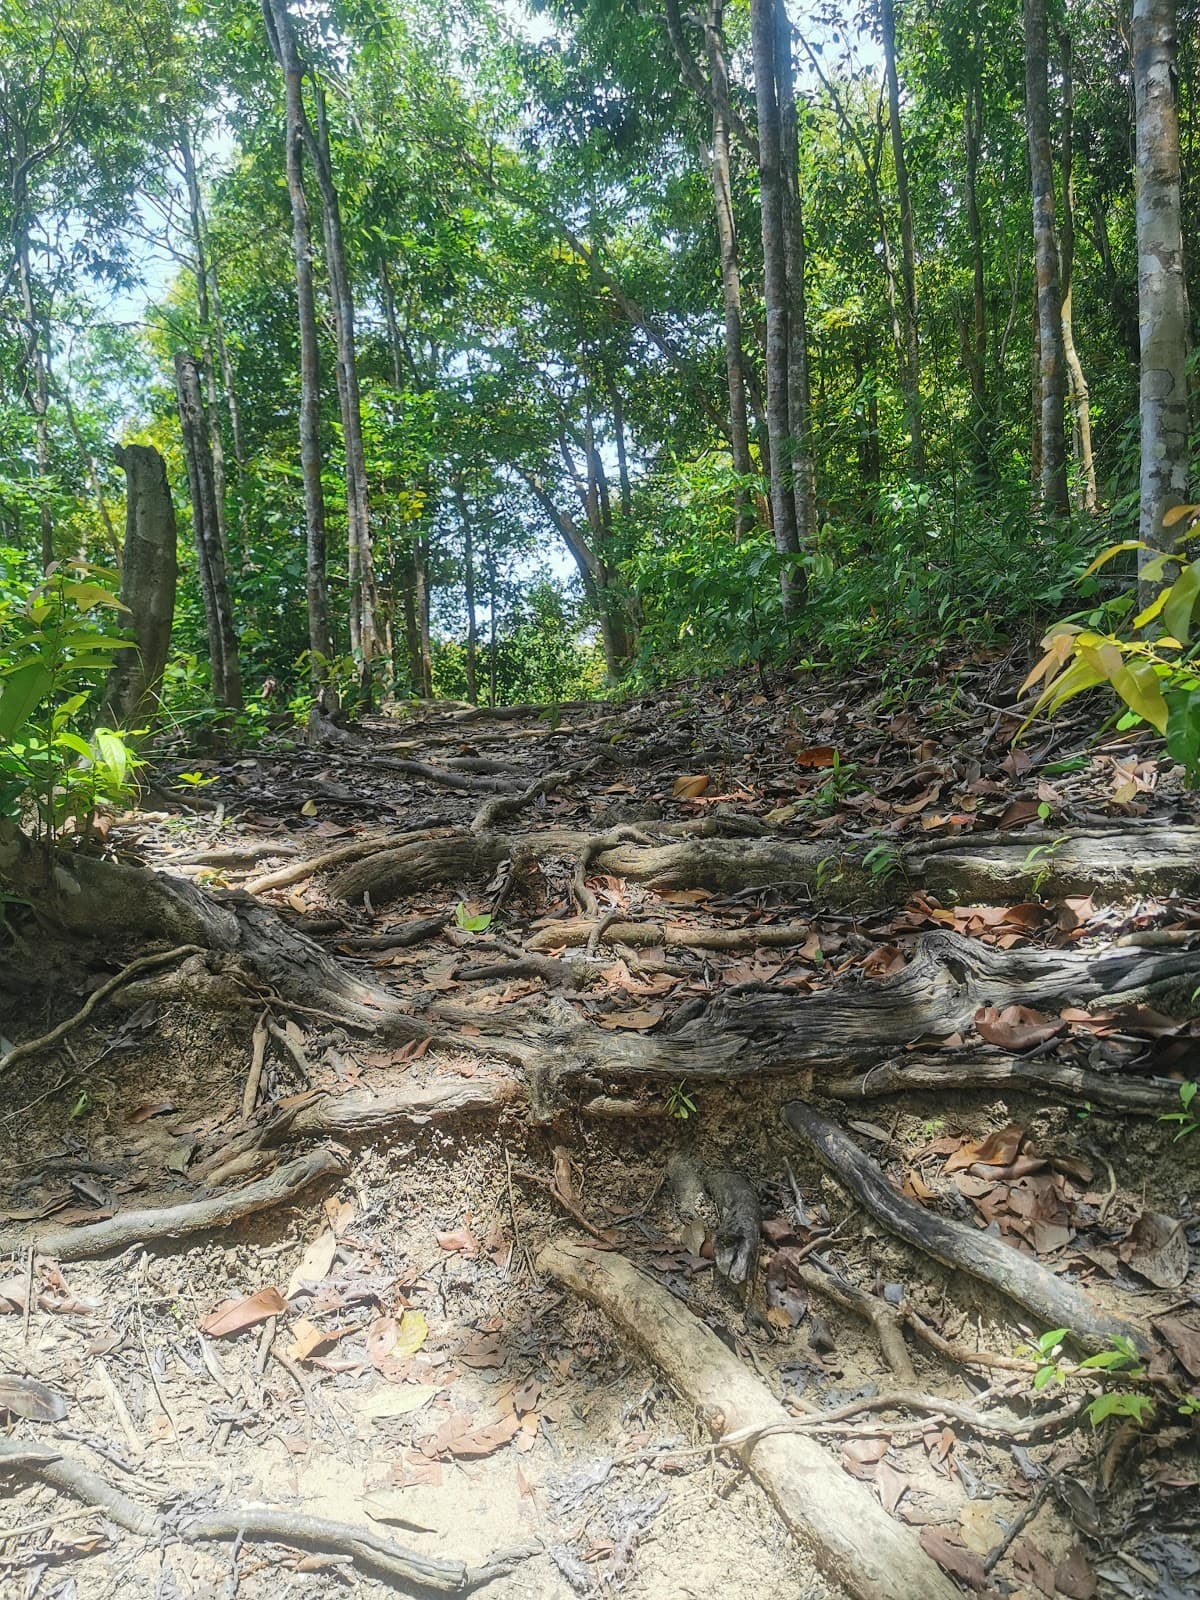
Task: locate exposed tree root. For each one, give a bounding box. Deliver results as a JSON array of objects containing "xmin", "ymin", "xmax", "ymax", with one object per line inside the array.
[
  {"xmin": 330, "ymin": 821, "xmax": 1200, "ymax": 908},
  {"xmin": 0, "ymin": 1439, "xmax": 527, "ymax": 1591},
  {"xmin": 538, "ymin": 1237, "xmax": 960, "ymax": 1600},
  {"xmin": 826, "ymin": 1051, "xmax": 1185, "ymax": 1114},
  {"xmin": 283, "ymin": 1077, "xmax": 523, "ymax": 1140},
  {"xmin": 793, "ymin": 1261, "xmax": 916, "ymax": 1385},
  {"xmin": 0, "ymin": 1148, "xmax": 345, "ymax": 1262},
  {"xmin": 0, "ymin": 824, "xmax": 428, "ymax": 1039},
  {"xmin": 783, "ymin": 1103, "xmax": 1148, "ymax": 1355},
  {"xmin": 527, "ymin": 917, "xmax": 814, "ymax": 953},
  {"xmin": 453, "ymin": 931, "xmax": 1200, "ymax": 1091}
]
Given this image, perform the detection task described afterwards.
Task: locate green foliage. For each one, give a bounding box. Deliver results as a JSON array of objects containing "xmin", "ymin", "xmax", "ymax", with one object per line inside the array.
[
  {"xmin": 1020, "ymin": 513, "xmax": 1200, "ymax": 778},
  {"xmin": 453, "ymin": 900, "xmax": 492, "ymax": 933},
  {"xmin": 666, "ymin": 1081, "xmax": 697, "ymax": 1120},
  {"xmin": 0, "ymin": 563, "xmax": 142, "ymax": 838},
  {"xmin": 1160, "ymin": 1079, "xmax": 1198, "ymax": 1140}
]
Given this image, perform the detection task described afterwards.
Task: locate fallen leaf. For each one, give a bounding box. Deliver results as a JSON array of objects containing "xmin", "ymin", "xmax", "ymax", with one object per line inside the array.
[
  {"xmin": 1120, "ymin": 1211, "xmax": 1190, "ymax": 1289},
  {"xmin": 595, "ymin": 1006, "xmax": 664, "ymax": 1031},
  {"xmin": 1053, "ymin": 1544, "xmax": 1097, "ymax": 1600},
  {"xmin": 875, "ymin": 1458, "xmax": 909, "ymax": 1516},
  {"xmin": 793, "ymin": 745, "xmax": 839, "ymax": 768},
  {"xmin": 944, "ymin": 1123, "xmax": 1024, "ymax": 1174},
  {"xmin": 1154, "ymin": 1313, "xmax": 1200, "ymax": 1377},
  {"xmin": 287, "ymin": 1316, "xmax": 340, "ymax": 1361},
  {"xmin": 0, "ymin": 1374, "xmax": 68, "ymax": 1422},
  {"xmin": 286, "ymin": 1229, "xmax": 337, "ymax": 1299},
  {"xmin": 361, "ymin": 1383, "xmax": 439, "ymax": 1419},
  {"xmin": 672, "ymin": 774, "xmax": 710, "ymax": 799},
  {"xmin": 919, "ymin": 1527, "xmax": 985, "ymax": 1588},
  {"xmin": 436, "ymin": 1226, "xmax": 477, "ymax": 1256},
  {"xmin": 975, "ymin": 1005, "xmax": 1065, "ymax": 1052},
  {"xmin": 300, "ymin": 798, "xmax": 319, "ymax": 816},
  {"xmin": 199, "ymin": 1286, "xmax": 287, "ymax": 1338},
  {"xmin": 433, "ymin": 1409, "xmax": 521, "ymax": 1459},
  {"xmin": 394, "ymin": 1310, "xmax": 428, "ymax": 1356}
]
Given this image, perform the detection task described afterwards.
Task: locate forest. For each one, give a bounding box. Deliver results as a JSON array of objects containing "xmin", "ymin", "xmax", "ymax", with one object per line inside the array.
[{"xmin": 1, "ymin": 1, "xmax": 1200, "ymax": 1598}]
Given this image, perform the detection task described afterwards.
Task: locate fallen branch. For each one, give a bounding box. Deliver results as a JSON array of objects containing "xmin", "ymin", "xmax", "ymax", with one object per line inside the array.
[
  {"xmin": 0, "ymin": 1148, "xmax": 346, "ymax": 1263},
  {"xmin": 794, "ymin": 1262, "xmax": 916, "ymax": 1385},
  {"xmin": 470, "ymin": 769, "xmax": 576, "ymax": 834},
  {"xmin": 538, "ymin": 1237, "xmax": 960, "ymax": 1600},
  {"xmin": 0, "ymin": 945, "xmax": 204, "ymax": 1075},
  {"xmin": 783, "ymin": 1103, "xmax": 1148, "ymax": 1355},
  {"xmin": 0, "ymin": 1439, "xmax": 525, "ymax": 1591},
  {"xmin": 717, "ymin": 1388, "xmax": 1084, "ymax": 1447}
]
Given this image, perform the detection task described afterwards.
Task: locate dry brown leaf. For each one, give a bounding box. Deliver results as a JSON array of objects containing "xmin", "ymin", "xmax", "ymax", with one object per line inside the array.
[
  {"xmin": 974, "ymin": 1004, "xmax": 1064, "ymax": 1052},
  {"xmin": 436, "ymin": 1226, "xmax": 477, "ymax": 1256},
  {"xmin": 1120, "ymin": 1211, "xmax": 1190, "ymax": 1289},
  {"xmin": 199, "ymin": 1286, "xmax": 287, "ymax": 1338},
  {"xmin": 1154, "ymin": 1313, "xmax": 1200, "ymax": 1378},
  {"xmin": 793, "ymin": 745, "xmax": 839, "ymax": 768},
  {"xmin": 918, "ymin": 1527, "xmax": 985, "ymax": 1589},
  {"xmin": 0, "ymin": 1374, "xmax": 68, "ymax": 1422},
  {"xmin": 874, "ymin": 1459, "xmax": 909, "ymax": 1516},
  {"xmin": 943, "ymin": 1123, "xmax": 1024, "ymax": 1173},
  {"xmin": 671, "ymin": 773, "xmax": 710, "ymax": 799},
  {"xmin": 595, "ymin": 1006, "xmax": 664, "ymax": 1031},
  {"xmin": 361, "ymin": 1383, "xmax": 439, "ymax": 1419}
]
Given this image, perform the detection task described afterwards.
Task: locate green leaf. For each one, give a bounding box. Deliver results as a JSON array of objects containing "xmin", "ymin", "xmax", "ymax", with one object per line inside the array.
[
  {"xmin": 1081, "ymin": 541, "xmax": 1144, "ymax": 578},
  {"xmin": 1163, "ymin": 560, "xmax": 1200, "ymax": 645},
  {"xmin": 0, "ymin": 663, "xmax": 52, "ymax": 742},
  {"xmin": 1108, "ymin": 659, "xmax": 1169, "ymax": 734},
  {"xmin": 1165, "ymin": 688, "xmax": 1200, "ymax": 781}
]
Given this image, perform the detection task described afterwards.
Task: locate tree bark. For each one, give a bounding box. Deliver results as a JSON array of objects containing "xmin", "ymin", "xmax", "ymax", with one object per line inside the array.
[
  {"xmin": 102, "ymin": 445, "xmax": 177, "ymax": 726},
  {"xmin": 453, "ymin": 478, "xmax": 479, "ymax": 704},
  {"xmin": 262, "ymin": 0, "xmax": 333, "ymax": 697},
  {"xmin": 1024, "ymin": 0, "xmax": 1071, "ymax": 514},
  {"xmin": 13, "ymin": 177, "xmax": 54, "ymax": 570},
  {"xmin": 1133, "ymin": 0, "xmax": 1192, "ymax": 584},
  {"xmin": 308, "ymin": 80, "xmax": 382, "ymax": 676},
  {"xmin": 775, "ymin": 3, "xmax": 816, "ymax": 547},
  {"xmin": 880, "ymin": 0, "xmax": 924, "ymax": 474},
  {"xmin": 750, "ymin": 0, "xmax": 802, "ymax": 616},
  {"xmin": 1057, "ymin": 28, "xmax": 1099, "ymax": 514},
  {"xmin": 178, "ymin": 128, "xmax": 230, "ymax": 563},
  {"xmin": 173, "ymin": 352, "xmax": 242, "ymax": 710},
  {"xmin": 961, "ymin": 31, "xmax": 990, "ymax": 479}
]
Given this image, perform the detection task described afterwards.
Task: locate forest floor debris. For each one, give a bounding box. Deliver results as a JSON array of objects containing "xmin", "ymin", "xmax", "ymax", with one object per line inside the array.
[{"xmin": 1, "ymin": 656, "xmax": 1198, "ymax": 1599}]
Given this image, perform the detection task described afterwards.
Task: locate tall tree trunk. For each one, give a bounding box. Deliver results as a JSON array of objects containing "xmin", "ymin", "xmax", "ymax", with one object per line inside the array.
[
  {"xmin": 750, "ymin": 0, "xmax": 801, "ymax": 616},
  {"xmin": 174, "ymin": 352, "xmax": 242, "ymax": 710},
  {"xmin": 452, "ymin": 479, "xmax": 479, "ymax": 705},
  {"xmin": 309, "ymin": 81, "xmax": 381, "ymax": 674},
  {"xmin": 880, "ymin": 0, "xmax": 924, "ymax": 473},
  {"xmin": 962, "ymin": 58, "xmax": 990, "ymax": 478},
  {"xmin": 1057, "ymin": 28, "xmax": 1098, "ymax": 514},
  {"xmin": 13, "ymin": 178, "xmax": 53, "ymax": 570},
  {"xmin": 700, "ymin": 0, "xmax": 755, "ymax": 536},
  {"xmin": 261, "ymin": 0, "xmax": 332, "ymax": 695},
  {"xmin": 1023, "ymin": 0, "xmax": 1071, "ymax": 513},
  {"xmin": 1133, "ymin": 0, "xmax": 1192, "ymax": 582},
  {"xmin": 775, "ymin": 1, "xmax": 816, "ymax": 546},
  {"xmin": 103, "ymin": 445, "xmax": 177, "ymax": 726},
  {"xmin": 178, "ymin": 128, "xmax": 229, "ymax": 562},
  {"xmin": 414, "ymin": 538, "xmax": 433, "ymax": 698}
]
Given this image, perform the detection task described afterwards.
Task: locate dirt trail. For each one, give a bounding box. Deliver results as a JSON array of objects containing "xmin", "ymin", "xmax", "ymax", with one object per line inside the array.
[{"xmin": 1, "ymin": 659, "xmax": 1198, "ymax": 1600}]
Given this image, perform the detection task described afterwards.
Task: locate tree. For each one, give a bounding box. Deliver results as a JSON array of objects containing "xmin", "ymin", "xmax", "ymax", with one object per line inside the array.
[
  {"xmin": 1023, "ymin": 0, "xmax": 1070, "ymax": 513},
  {"xmin": 1133, "ymin": 0, "xmax": 1191, "ymax": 582}
]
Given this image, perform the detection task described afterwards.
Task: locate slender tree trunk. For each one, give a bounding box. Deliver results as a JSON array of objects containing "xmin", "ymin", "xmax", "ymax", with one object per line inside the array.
[
  {"xmin": 414, "ymin": 539, "xmax": 433, "ymax": 698},
  {"xmin": 103, "ymin": 444, "xmax": 177, "ymax": 726},
  {"xmin": 880, "ymin": 0, "xmax": 924, "ymax": 473},
  {"xmin": 1057, "ymin": 28, "xmax": 1098, "ymax": 514},
  {"xmin": 13, "ymin": 191, "xmax": 53, "ymax": 570},
  {"xmin": 1133, "ymin": 0, "xmax": 1192, "ymax": 583},
  {"xmin": 1024, "ymin": 0, "xmax": 1071, "ymax": 513},
  {"xmin": 174, "ymin": 352, "xmax": 242, "ymax": 710},
  {"xmin": 309, "ymin": 81, "xmax": 382, "ymax": 674},
  {"xmin": 1030, "ymin": 280, "xmax": 1043, "ymax": 493},
  {"xmin": 453, "ymin": 480, "xmax": 479, "ymax": 705},
  {"xmin": 701, "ymin": 0, "xmax": 755, "ymax": 536},
  {"xmin": 750, "ymin": 0, "xmax": 801, "ymax": 615},
  {"xmin": 178, "ymin": 129, "xmax": 229, "ymax": 563},
  {"xmin": 262, "ymin": 0, "xmax": 332, "ymax": 693},
  {"xmin": 775, "ymin": 1, "xmax": 816, "ymax": 546},
  {"xmin": 962, "ymin": 63, "xmax": 990, "ymax": 478}
]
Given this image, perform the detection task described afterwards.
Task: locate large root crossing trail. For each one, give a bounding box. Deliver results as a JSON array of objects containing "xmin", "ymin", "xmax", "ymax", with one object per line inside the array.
[{"xmin": 2, "ymin": 658, "xmax": 1199, "ymax": 1600}]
